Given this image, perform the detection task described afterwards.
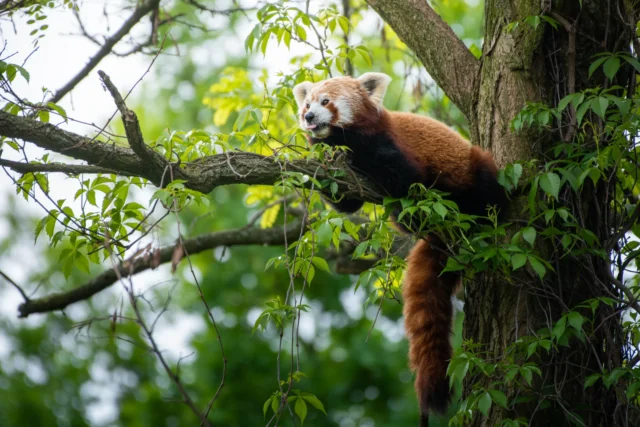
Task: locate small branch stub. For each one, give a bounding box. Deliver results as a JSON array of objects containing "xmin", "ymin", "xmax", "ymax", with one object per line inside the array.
[{"xmin": 98, "ymin": 70, "xmax": 169, "ymax": 182}]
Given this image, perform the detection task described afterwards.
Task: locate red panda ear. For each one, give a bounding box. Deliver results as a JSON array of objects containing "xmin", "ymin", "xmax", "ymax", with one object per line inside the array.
[
  {"xmin": 293, "ymin": 82, "xmax": 314, "ymax": 108},
  {"xmin": 357, "ymin": 73, "xmax": 391, "ymax": 109}
]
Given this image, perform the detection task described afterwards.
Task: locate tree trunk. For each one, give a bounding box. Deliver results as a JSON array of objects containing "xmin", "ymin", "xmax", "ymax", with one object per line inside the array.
[{"xmin": 464, "ymin": 1, "xmax": 633, "ymax": 426}]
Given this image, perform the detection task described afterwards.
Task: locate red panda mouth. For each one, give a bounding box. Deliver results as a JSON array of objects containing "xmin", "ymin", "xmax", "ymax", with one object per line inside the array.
[{"xmin": 304, "ymin": 123, "xmax": 329, "ymax": 132}]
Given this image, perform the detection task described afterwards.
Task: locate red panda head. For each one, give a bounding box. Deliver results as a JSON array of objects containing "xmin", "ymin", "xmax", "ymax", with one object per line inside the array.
[{"xmin": 293, "ymin": 73, "xmax": 391, "ymax": 138}]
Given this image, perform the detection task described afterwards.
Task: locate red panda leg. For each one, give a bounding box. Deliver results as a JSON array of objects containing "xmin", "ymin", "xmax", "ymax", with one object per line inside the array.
[{"xmin": 403, "ymin": 235, "xmax": 460, "ymax": 426}]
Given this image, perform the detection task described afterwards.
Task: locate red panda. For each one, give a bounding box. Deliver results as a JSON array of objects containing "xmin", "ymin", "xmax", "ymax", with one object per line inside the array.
[{"xmin": 293, "ymin": 73, "xmax": 506, "ymax": 426}]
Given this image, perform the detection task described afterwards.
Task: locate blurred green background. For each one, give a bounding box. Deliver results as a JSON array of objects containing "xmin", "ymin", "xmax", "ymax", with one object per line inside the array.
[{"xmin": 0, "ymin": 0, "xmax": 483, "ymax": 425}]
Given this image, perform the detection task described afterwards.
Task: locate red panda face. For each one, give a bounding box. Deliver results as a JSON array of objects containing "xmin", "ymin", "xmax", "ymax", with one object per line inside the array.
[{"xmin": 293, "ymin": 73, "xmax": 391, "ymax": 139}]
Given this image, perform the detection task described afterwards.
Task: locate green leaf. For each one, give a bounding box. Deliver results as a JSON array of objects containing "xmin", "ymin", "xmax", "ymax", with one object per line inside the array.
[
  {"xmin": 557, "ymin": 94, "xmax": 573, "ymax": 112},
  {"xmin": 283, "ymin": 31, "xmax": 291, "ymax": 49},
  {"xmin": 522, "ymin": 226, "xmax": 536, "ymax": 247},
  {"xmin": 75, "ymin": 253, "xmax": 90, "ymax": 273},
  {"xmin": 13, "ymin": 64, "xmax": 30, "ymax": 82},
  {"xmin": 511, "ymin": 253, "xmax": 527, "ymax": 270},
  {"xmin": 520, "ymin": 367, "xmax": 533, "ymax": 386},
  {"xmin": 539, "ymin": 172, "xmax": 560, "ymax": 200},
  {"xmin": 623, "ymin": 55, "xmax": 640, "ymax": 73},
  {"xmin": 82, "ymin": 189, "xmax": 96, "ymax": 206},
  {"xmin": 488, "ymin": 389, "xmax": 508, "ymax": 409},
  {"xmin": 295, "ymin": 397, "xmax": 307, "ymax": 424},
  {"xmin": 552, "ymin": 316, "xmax": 567, "ymax": 340},
  {"xmin": 38, "ymin": 109, "xmax": 50, "ymax": 123},
  {"xmin": 528, "ymin": 256, "xmax": 546, "ymax": 279},
  {"xmin": 263, "ymin": 396, "xmax": 273, "ymax": 416},
  {"xmin": 442, "ymin": 257, "xmax": 465, "ymax": 273},
  {"xmin": 295, "ymin": 25, "xmax": 307, "ymax": 41},
  {"xmin": 433, "ymin": 202, "xmax": 447, "ymax": 219},
  {"xmin": 45, "ymin": 213, "xmax": 57, "ymax": 237},
  {"xmin": 511, "ymin": 163, "xmax": 523, "ymax": 187},
  {"xmin": 302, "ymin": 394, "xmax": 327, "ymax": 414},
  {"xmin": 591, "ymin": 97, "xmax": 609, "ymax": 119},
  {"xmin": 337, "ymin": 16, "xmax": 349, "ymax": 34},
  {"xmin": 602, "ymin": 56, "xmax": 620, "ymax": 80},
  {"xmin": 353, "ymin": 241, "xmax": 368, "ymax": 259},
  {"xmin": 477, "ymin": 391, "xmax": 492, "ymax": 416},
  {"xmin": 234, "ymin": 108, "xmax": 249, "ymax": 131},
  {"xmin": 612, "ymin": 98, "xmax": 631, "ymax": 116},
  {"xmin": 567, "ymin": 311, "xmax": 584, "ymax": 331},
  {"xmin": 588, "ymin": 56, "xmax": 608, "ymax": 78},
  {"xmin": 311, "ymin": 257, "xmax": 331, "ymax": 273},
  {"xmin": 584, "ymin": 374, "xmax": 600, "ymax": 389},
  {"xmin": 330, "ymin": 181, "xmax": 338, "ymax": 195},
  {"xmin": 251, "ymin": 108, "xmax": 263, "ymax": 125},
  {"xmin": 5, "ymin": 64, "xmax": 16, "ymax": 82},
  {"xmin": 448, "ymin": 359, "xmax": 470, "ymax": 387},
  {"xmin": 62, "ymin": 256, "xmax": 74, "ymax": 279},
  {"xmin": 328, "ymin": 18, "xmax": 337, "ymax": 33},
  {"xmin": 316, "ymin": 222, "xmax": 332, "ymax": 247},
  {"xmin": 575, "ymin": 99, "xmax": 591, "ymax": 124},
  {"xmin": 46, "ymin": 102, "xmax": 67, "ymax": 121},
  {"xmin": 354, "ymin": 46, "xmax": 372, "ymax": 67}
]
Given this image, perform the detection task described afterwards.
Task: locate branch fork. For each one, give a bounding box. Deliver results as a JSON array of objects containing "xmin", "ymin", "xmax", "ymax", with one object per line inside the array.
[{"xmin": 98, "ymin": 70, "xmax": 170, "ymax": 182}]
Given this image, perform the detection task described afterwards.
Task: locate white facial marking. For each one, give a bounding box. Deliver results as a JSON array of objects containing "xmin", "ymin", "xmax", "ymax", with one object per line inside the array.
[
  {"xmin": 299, "ymin": 91, "xmax": 334, "ymax": 136},
  {"xmin": 333, "ymin": 98, "xmax": 353, "ymax": 126},
  {"xmin": 308, "ymin": 101, "xmax": 332, "ymax": 123},
  {"xmin": 311, "ymin": 126, "xmax": 331, "ymax": 138}
]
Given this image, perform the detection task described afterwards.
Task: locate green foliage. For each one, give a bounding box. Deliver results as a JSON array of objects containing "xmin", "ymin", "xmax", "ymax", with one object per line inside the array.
[
  {"xmin": 449, "ymin": 31, "xmax": 640, "ymax": 422},
  {"xmin": 0, "ymin": 1, "xmax": 479, "ymax": 426},
  {"xmin": 3, "ymin": 1, "xmax": 639, "ymax": 426}
]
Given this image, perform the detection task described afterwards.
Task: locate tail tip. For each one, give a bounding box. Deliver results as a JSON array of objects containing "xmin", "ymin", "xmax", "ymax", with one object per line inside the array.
[
  {"xmin": 419, "ymin": 412, "xmax": 429, "ymax": 427},
  {"xmin": 418, "ymin": 377, "xmax": 451, "ymax": 425}
]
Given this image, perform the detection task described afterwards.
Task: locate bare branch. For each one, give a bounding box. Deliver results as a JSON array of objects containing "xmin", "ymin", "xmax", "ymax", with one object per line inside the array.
[
  {"xmin": 365, "ymin": 0, "xmax": 479, "ymax": 118},
  {"xmin": 0, "ymin": 270, "xmax": 29, "ymax": 302},
  {"xmin": 98, "ymin": 70, "xmax": 168, "ymax": 180},
  {"xmin": 47, "ymin": 0, "xmax": 161, "ymax": 104},
  {"xmin": 184, "ymin": 0, "xmax": 256, "ymax": 16},
  {"xmin": 0, "ymin": 158, "xmax": 130, "ymax": 176},
  {"xmin": 17, "ymin": 219, "xmax": 306, "ymax": 317}
]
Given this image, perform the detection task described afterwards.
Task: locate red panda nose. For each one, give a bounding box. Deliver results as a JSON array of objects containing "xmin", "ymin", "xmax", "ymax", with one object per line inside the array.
[{"xmin": 304, "ymin": 112, "xmax": 315, "ymax": 123}]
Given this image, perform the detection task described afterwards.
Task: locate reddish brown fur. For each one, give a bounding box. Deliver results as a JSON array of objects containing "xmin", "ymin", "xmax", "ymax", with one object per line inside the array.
[
  {"xmin": 404, "ymin": 236, "xmax": 460, "ymax": 426},
  {"xmin": 297, "ymin": 75, "xmax": 504, "ymax": 425},
  {"xmin": 386, "ymin": 112, "xmax": 475, "ymax": 188}
]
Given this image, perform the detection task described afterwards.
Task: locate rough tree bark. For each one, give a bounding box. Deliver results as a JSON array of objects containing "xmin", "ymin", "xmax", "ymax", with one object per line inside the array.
[{"xmin": 369, "ymin": 0, "xmax": 636, "ymax": 425}]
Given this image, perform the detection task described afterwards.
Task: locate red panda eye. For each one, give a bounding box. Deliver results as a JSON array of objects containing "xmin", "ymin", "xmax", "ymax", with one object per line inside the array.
[
  {"xmin": 322, "ymin": 99, "xmax": 329, "ymax": 106},
  {"xmin": 306, "ymin": 103, "xmax": 310, "ymax": 109}
]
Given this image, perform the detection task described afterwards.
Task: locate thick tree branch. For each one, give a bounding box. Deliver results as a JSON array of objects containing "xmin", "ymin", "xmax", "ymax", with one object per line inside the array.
[
  {"xmin": 47, "ymin": 0, "xmax": 161, "ymax": 104},
  {"xmin": 0, "ymin": 111, "xmax": 385, "ymax": 200},
  {"xmin": 0, "ymin": 158, "xmax": 129, "ymax": 176},
  {"xmin": 0, "ymin": 110, "xmax": 153, "ymax": 178},
  {"xmin": 365, "ymin": 0, "xmax": 479, "ymax": 118},
  {"xmin": 17, "ymin": 219, "xmax": 306, "ymax": 317}
]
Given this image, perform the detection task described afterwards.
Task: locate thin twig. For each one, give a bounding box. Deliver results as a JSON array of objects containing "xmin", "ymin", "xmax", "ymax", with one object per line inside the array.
[
  {"xmin": 47, "ymin": 0, "xmax": 162, "ymax": 104},
  {"xmin": 0, "ymin": 270, "xmax": 29, "ymax": 301}
]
